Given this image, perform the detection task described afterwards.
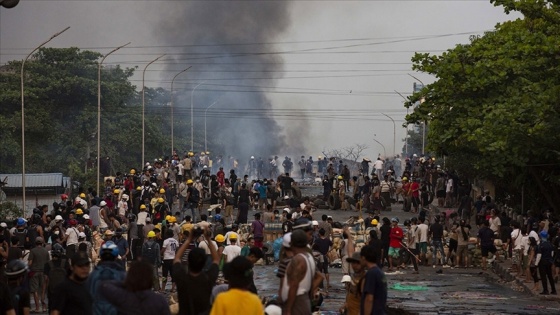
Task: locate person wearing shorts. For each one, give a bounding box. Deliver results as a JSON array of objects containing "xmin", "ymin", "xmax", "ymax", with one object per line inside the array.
[{"xmin": 162, "ymin": 230, "xmax": 179, "ymax": 292}]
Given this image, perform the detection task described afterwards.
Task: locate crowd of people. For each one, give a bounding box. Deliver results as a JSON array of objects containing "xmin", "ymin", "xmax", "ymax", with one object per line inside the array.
[{"xmin": 1, "ymin": 151, "xmax": 558, "ymax": 315}]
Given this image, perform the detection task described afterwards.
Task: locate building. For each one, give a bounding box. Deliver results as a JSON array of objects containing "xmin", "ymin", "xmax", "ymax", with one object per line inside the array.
[{"xmin": 0, "ymin": 173, "xmax": 71, "ymax": 215}]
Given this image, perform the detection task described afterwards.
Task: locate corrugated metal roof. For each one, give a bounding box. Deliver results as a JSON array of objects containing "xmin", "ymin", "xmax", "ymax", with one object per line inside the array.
[{"xmin": 0, "ymin": 173, "xmax": 65, "ymax": 188}]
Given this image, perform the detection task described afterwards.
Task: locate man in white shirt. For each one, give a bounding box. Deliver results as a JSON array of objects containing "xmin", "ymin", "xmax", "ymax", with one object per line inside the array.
[
  {"xmin": 416, "ymin": 217, "xmax": 429, "ymax": 266},
  {"xmin": 162, "ymin": 229, "xmax": 179, "ymax": 292},
  {"xmin": 373, "ymin": 158, "xmax": 384, "ymax": 178},
  {"xmin": 222, "ymin": 234, "xmax": 241, "ymax": 263}
]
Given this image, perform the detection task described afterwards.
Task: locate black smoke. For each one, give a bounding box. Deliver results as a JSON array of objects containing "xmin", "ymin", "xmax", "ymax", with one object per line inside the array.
[{"xmin": 157, "ymin": 2, "xmax": 292, "ymax": 160}]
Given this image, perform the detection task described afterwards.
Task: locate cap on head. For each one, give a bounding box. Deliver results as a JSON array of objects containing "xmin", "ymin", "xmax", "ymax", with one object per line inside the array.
[
  {"xmin": 540, "ymin": 230, "xmax": 548, "ymax": 239},
  {"xmin": 78, "ymin": 232, "xmax": 86, "ymax": 239},
  {"xmin": 100, "ymin": 201, "xmax": 107, "ymax": 207},
  {"xmin": 341, "ymin": 275, "xmax": 352, "ymax": 283},
  {"xmin": 282, "ymin": 232, "xmax": 292, "ymax": 248},
  {"xmin": 55, "ymin": 215, "xmax": 63, "ymax": 222},
  {"xmin": 391, "ymin": 217, "xmax": 399, "ymax": 223},
  {"xmin": 346, "ymin": 251, "xmax": 362, "ymax": 263}
]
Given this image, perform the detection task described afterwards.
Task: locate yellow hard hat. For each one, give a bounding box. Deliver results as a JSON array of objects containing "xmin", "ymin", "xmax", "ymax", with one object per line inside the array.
[
  {"xmin": 130, "ymin": 169, "xmax": 136, "ymax": 175},
  {"xmin": 79, "ymin": 193, "xmax": 86, "ymax": 198},
  {"xmin": 140, "ymin": 204, "xmax": 147, "ymax": 210},
  {"xmin": 76, "ymin": 209, "xmax": 83, "ymax": 215},
  {"xmin": 215, "ymin": 234, "xmax": 225, "ymax": 243},
  {"xmin": 168, "ymin": 216, "xmax": 177, "ymax": 223},
  {"xmin": 158, "ymin": 198, "xmax": 165, "ymax": 204},
  {"xmin": 165, "ymin": 215, "xmax": 171, "ymax": 221},
  {"xmin": 114, "ymin": 189, "xmax": 120, "ymax": 194},
  {"xmin": 188, "ymin": 152, "xmax": 194, "ymax": 157},
  {"xmin": 402, "ymin": 177, "xmax": 408, "ymax": 181},
  {"xmin": 159, "ymin": 188, "xmax": 165, "ymax": 194},
  {"xmin": 187, "ymin": 179, "xmax": 194, "ymax": 185},
  {"xmin": 338, "ymin": 175, "xmax": 343, "ymax": 180},
  {"xmin": 147, "ymin": 231, "xmax": 156, "ymax": 238},
  {"xmin": 136, "ymin": 186, "xmax": 142, "ymax": 191},
  {"xmin": 371, "ymin": 219, "xmax": 378, "ymax": 226},
  {"xmin": 206, "ymin": 151, "xmax": 210, "ymax": 155},
  {"xmin": 229, "ymin": 232, "xmax": 238, "ymax": 240}
]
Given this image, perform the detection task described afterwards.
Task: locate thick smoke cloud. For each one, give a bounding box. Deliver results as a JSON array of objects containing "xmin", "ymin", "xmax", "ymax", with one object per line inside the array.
[{"xmin": 158, "ymin": 2, "xmax": 292, "ymax": 161}]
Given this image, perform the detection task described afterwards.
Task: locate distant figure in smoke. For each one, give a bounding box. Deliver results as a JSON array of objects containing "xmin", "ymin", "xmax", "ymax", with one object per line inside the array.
[
  {"xmin": 298, "ymin": 156, "xmax": 306, "ymax": 180},
  {"xmin": 306, "ymin": 156, "xmax": 314, "ymax": 177},
  {"xmin": 248, "ymin": 156, "xmax": 256, "ymax": 178}
]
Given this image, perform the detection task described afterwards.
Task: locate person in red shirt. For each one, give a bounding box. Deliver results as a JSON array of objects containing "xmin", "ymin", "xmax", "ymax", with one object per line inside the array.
[
  {"xmin": 401, "ymin": 177, "xmax": 411, "ymax": 212},
  {"xmin": 388, "ymin": 217, "xmax": 403, "ymax": 271},
  {"xmin": 217, "ymin": 167, "xmax": 225, "ymax": 187},
  {"xmin": 409, "ymin": 178, "xmax": 421, "ymax": 213}
]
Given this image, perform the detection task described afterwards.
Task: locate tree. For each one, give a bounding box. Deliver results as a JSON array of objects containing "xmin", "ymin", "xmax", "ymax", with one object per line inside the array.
[
  {"xmin": 0, "ymin": 48, "xmax": 174, "ymax": 189},
  {"xmin": 405, "ymin": 0, "xmax": 560, "ymax": 213}
]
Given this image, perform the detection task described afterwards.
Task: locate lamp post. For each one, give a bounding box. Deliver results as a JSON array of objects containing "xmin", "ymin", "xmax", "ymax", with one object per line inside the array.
[
  {"xmin": 142, "ymin": 54, "xmax": 165, "ymax": 167},
  {"xmin": 190, "ymin": 81, "xmax": 205, "ymax": 152},
  {"xmin": 21, "ymin": 26, "xmax": 69, "ymax": 212},
  {"xmin": 170, "ymin": 66, "xmax": 192, "ymax": 156},
  {"xmin": 97, "ymin": 42, "xmax": 130, "ymax": 195},
  {"xmin": 372, "ymin": 137, "xmax": 386, "ymax": 159},
  {"xmin": 204, "ymin": 99, "xmax": 221, "ymax": 152},
  {"xmin": 381, "ymin": 113, "xmax": 396, "ymax": 157}
]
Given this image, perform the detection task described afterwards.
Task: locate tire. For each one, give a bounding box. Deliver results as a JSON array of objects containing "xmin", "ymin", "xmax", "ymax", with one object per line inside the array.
[{"xmin": 329, "ymin": 194, "xmax": 341, "ymax": 210}]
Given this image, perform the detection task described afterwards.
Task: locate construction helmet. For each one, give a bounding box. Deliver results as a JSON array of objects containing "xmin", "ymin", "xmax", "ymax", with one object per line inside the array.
[
  {"xmin": 215, "ymin": 234, "xmax": 225, "ymax": 243},
  {"xmin": 402, "ymin": 177, "xmax": 408, "ymax": 181},
  {"xmin": 187, "ymin": 179, "xmax": 194, "ymax": 185},
  {"xmin": 158, "ymin": 198, "xmax": 165, "ymax": 204},
  {"xmin": 229, "ymin": 232, "xmax": 238, "ymax": 240},
  {"xmin": 79, "ymin": 193, "xmax": 86, "ymax": 198},
  {"xmin": 130, "ymin": 169, "xmax": 136, "ymax": 174},
  {"xmin": 140, "ymin": 204, "xmax": 147, "ymax": 210},
  {"xmin": 147, "ymin": 231, "xmax": 156, "ymax": 238},
  {"xmin": 159, "ymin": 188, "xmax": 165, "ymax": 194},
  {"xmin": 136, "ymin": 186, "xmax": 142, "ymax": 191},
  {"xmin": 338, "ymin": 175, "xmax": 343, "ymax": 180},
  {"xmin": 113, "ymin": 189, "xmax": 120, "ymax": 194},
  {"xmin": 371, "ymin": 219, "xmax": 379, "ymax": 226},
  {"xmin": 168, "ymin": 216, "xmax": 177, "ymax": 223}
]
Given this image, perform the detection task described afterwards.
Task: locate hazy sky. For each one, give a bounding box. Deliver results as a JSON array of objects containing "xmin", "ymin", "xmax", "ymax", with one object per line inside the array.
[{"xmin": 0, "ymin": 0, "xmax": 519, "ymax": 161}]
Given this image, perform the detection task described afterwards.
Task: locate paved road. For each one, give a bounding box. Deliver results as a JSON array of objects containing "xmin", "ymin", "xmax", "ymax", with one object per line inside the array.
[{"xmin": 252, "ymin": 186, "xmax": 560, "ymax": 314}]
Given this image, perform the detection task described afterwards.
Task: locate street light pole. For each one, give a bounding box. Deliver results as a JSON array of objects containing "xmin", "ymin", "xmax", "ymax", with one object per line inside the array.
[
  {"xmin": 190, "ymin": 81, "xmax": 205, "ymax": 152},
  {"xmin": 21, "ymin": 26, "xmax": 69, "ymax": 213},
  {"xmin": 372, "ymin": 137, "xmax": 386, "ymax": 159},
  {"xmin": 381, "ymin": 113, "xmax": 396, "ymax": 157},
  {"xmin": 170, "ymin": 66, "xmax": 192, "ymax": 156},
  {"xmin": 142, "ymin": 54, "xmax": 165, "ymax": 167},
  {"xmin": 97, "ymin": 42, "xmax": 130, "ymax": 196},
  {"xmin": 395, "ymin": 90, "xmax": 409, "ymax": 156}
]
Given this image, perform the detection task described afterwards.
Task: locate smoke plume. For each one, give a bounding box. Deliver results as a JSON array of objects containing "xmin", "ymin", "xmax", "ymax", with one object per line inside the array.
[{"xmin": 157, "ymin": 2, "xmax": 292, "ymax": 161}]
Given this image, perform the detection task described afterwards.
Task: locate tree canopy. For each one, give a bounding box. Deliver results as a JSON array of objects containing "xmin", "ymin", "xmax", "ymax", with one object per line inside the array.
[
  {"xmin": 405, "ymin": 0, "xmax": 560, "ymax": 213},
  {"xmin": 0, "ymin": 47, "xmax": 192, "ymax": 188}
]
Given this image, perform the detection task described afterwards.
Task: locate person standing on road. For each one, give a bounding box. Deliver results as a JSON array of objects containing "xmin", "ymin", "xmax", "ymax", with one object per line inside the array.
[
  {"xmin": 416, "ymin": 217, "xmax": 429, "ymax": 266},
  {"xmin": 28, "ymin": 236, "xmax": 49, "ymax": 313},
  {"xmin": 536, "ymin": 230, "xmax": 557, "ymax": 295},
  {"xmin": 477, "ymin": 220, "xmax": 497, "ymax": 270},
  {"xmin": 387, "ymin": 218, "xmax": 403, "ymax": 271},
  {"xmin": 405, "ymin": 219, "xmax": 419, "ymax": 274},
  {"xmin": 359, "ymin": 244, "xmax": 388, "ymax": 315},
  {"xmin": 281, "ymin": 229, "xmax": 318, "ymax": 315},
  {"xmin": 429, "ymin": 216, "xmax": 447, "ymax": 267},
  {"xmin": 341, "ymin": 252, "xmax": 366, "ymax": 315}
]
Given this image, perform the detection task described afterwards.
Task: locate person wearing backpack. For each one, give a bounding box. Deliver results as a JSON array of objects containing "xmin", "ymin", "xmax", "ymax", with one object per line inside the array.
[
  {"xmin": 44, "ymin": 248, "xmax": 69, "ymax": 313},
  {"xmin": 4, "ymin": 259, "xmax": 30, "ymax": 315},
  {"xmin": 142, "ymin": 231, "xmax": 162, "ymax": 291},
  {"xmin": 13, "ymin": 219, "xmax": 28, "ymax": 249},
  {"xmin": 186, "ymin": 179, "xmax": 200, "ymax": 223},
  {"xmin": 87, "ymin": 241, "xmax": 126, "ymax": 315}
]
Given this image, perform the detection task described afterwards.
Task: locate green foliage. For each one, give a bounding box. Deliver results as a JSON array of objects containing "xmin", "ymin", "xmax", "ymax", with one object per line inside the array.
[
  {"xmin": 405, "ymin": 0, "xmax": 560, "ymax": 212},
  {"xmin": 0, "ymin": 47, "xmax": 196, "ymax": 190},
  {"xmin": 0, "ymin": 201, "xmax": 24, "ymax": 222}
]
